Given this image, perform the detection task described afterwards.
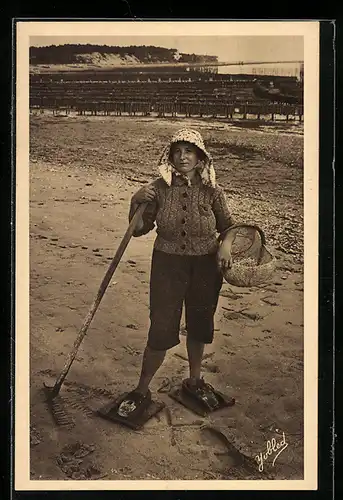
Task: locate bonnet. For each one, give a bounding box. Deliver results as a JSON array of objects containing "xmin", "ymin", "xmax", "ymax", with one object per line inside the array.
[{"xmin": 158, "ymin": 128, "xmax": 216, "ymax": 188}]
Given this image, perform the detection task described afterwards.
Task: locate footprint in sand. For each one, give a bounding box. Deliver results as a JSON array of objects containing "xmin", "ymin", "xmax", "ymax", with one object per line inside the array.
[
  {"xmin": 30, "ymin": 426, "xmax": 42, "ymax": 447},
  {"xmin": 222, "ymin": 349, "xmax": 236, "ymax": 356},
  {"xmin": 92, "ymin": 248, "xmax": 103, "ymax": 257},
  {"xmin": 56, "ymin": 442, "xmax": 105, "ymax": 480},
  {"xmin": 126, "ymin": 324, "xmax": 138, "ymax": 330}
]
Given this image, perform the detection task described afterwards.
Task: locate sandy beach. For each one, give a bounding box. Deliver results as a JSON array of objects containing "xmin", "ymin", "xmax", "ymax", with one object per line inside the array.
[{"xmin": 29, "ymin": 114, "xmax": 304, "ymax": 481}]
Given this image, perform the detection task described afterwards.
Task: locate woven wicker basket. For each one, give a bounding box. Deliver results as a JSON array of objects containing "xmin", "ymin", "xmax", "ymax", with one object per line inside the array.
[{"xmin": 221, "ymin": 224, "xmax": 276, "ymax": 287}]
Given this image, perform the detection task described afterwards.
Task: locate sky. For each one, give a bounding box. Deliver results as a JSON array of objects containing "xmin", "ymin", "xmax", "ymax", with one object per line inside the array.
[{"xmin": 30, "ymin": 35, "xmax": 303, "ymax": 64}]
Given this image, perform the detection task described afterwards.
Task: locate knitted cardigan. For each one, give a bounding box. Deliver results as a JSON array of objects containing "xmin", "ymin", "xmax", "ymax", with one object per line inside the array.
[{"xmin": 129, "ymin": 174, "xmax": 235, "ymax": 256}]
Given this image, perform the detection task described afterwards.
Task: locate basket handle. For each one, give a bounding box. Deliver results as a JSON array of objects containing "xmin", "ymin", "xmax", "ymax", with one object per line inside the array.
[{"xmin": 219, "ymin": 223, "xmax": 267, "ymax": 246}]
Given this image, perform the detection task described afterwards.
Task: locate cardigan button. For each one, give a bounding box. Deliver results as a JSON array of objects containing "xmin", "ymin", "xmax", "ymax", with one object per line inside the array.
[{"xmin": 182, "ymin": 205, "xmax": 187, "ymax": 210}]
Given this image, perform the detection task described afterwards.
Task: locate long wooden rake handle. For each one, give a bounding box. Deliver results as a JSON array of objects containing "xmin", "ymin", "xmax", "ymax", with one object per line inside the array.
[{"xmin": 45, "ymin": 202, "xmax": 148, "ymax": 399}]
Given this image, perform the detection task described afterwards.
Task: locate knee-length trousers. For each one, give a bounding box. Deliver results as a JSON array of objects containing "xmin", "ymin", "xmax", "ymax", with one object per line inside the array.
[{"xmin": 147, "ymin": 249, "xmax": 223, "ymax": 350}]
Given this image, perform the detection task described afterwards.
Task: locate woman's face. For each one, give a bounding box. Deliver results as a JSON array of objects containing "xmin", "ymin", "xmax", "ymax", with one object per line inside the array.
[{"xmin": 171, "ymin": 141, "xmax": 200, "ymax": 175}]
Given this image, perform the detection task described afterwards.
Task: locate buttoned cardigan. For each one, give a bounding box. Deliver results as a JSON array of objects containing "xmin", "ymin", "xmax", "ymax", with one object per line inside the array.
[{"xmin": 130, "ymin": 174, "xmax": 235, "ymax": 256}]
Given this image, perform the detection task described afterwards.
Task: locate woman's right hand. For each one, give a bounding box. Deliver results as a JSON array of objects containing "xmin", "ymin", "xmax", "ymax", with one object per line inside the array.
[{"xmin": 131, "ymin": 185, "xmax": 156, "ymax": 204}]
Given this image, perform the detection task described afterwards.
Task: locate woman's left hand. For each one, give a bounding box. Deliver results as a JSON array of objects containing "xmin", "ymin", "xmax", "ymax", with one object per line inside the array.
[{"xmin": 217, "ymin": 241, "xmax": 233, "ymax": 272}]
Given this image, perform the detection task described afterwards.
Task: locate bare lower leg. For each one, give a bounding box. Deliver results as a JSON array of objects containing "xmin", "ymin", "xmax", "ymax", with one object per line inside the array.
[
  {"xmin": 186, "ymin": 336, "xmax": 205, "ymax": 382},
  {"xmin": 136, "ymin": 345, "xmax": 166, "ymax": 395}
]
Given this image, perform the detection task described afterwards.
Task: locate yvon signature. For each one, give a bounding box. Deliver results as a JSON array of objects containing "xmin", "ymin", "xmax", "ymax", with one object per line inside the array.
[{"xmin": 255, "ymin": 432, "xmax": 288, "ymax": 472}]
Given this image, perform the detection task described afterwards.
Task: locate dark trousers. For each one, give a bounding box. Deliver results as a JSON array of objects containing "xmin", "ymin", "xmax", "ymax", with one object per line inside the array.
[{"xmin": 147, "ymin": 249, "xmax": 223, "ymax": 350}]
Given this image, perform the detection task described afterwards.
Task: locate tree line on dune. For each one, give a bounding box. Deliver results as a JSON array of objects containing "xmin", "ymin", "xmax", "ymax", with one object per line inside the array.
[{"xmin": 29, "ymin": 44, "xmax": 219, "ymax": 65}]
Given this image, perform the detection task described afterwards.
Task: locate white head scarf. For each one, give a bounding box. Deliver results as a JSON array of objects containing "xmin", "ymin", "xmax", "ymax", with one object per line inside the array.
[{"xmin": 158, "ymin": 128, "xmax": 216, "ymax": 188}]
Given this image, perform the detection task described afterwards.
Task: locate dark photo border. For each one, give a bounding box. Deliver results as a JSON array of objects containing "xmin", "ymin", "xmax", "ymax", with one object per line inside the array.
[{"xmin": 3, "ymin": 15, "xmax": 336, "ymax": 500}]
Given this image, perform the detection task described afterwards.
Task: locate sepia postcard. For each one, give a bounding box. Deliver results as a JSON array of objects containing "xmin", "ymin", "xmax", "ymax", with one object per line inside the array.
[{"xmin": 15, "ymin": 20, "xmax": 320, "ymax": 491}]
